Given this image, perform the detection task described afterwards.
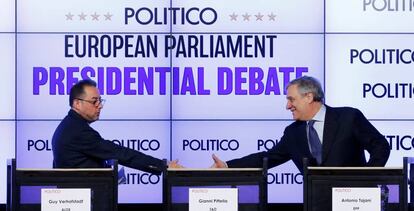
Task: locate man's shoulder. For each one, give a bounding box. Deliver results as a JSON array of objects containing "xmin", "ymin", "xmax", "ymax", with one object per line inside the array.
[
  {"xmin": 59, "ymin": 111, "xmax": 90, "ymax": 131},
  {"xmin": 285, "ymin": 120, "xmax": 305, "ymax": 131},
  {"xmin": 54, "ymin": 112, "xmax": 99, "ymax": 144},
  {"xmin": 327, "ymin": 106, "xmax": 362, "ymax": 116}
]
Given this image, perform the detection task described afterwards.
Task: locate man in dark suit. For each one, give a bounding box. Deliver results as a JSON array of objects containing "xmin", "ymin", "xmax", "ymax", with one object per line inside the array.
[
  {"xmin": 211, "ymin": 76, "xmax": 390, "ymax": 172},
  {"xmin": 211, "ymin": 76, "xmax": 390, "ymax": 211},
  {"xmin": 52, "ymin": 79, "xmax": 181, "ymax": 174}
]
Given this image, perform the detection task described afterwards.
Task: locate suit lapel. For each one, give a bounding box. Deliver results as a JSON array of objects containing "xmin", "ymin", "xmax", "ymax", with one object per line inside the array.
[{"xmin": 322, "ymin": 106, "xmax": 339, "ymax": 164}]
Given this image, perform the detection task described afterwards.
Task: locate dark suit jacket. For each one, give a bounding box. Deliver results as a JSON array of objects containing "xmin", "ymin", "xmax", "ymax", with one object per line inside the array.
[
  {"xmin": 52, "ymin": 109, "xmax": 165, "ymax": 175},
  {"xmin": 227, "ymin": 106, "xmax": 390, "ymax": 173}
]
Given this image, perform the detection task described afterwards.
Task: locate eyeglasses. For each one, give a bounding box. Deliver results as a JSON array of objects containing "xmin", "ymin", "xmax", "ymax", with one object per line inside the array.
[{"xmin": 75, "ymin": 98, "xmax": 106, "ymax": 107}]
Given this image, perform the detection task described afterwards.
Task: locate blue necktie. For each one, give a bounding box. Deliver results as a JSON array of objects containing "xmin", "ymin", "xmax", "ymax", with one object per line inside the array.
[
  {"xmin": 308, "ymin": 120, "xmax": 322, "ymax": 165},
  {"xmin": 118, "ymin": 167, "xmax": 127, "ymax": 185}
]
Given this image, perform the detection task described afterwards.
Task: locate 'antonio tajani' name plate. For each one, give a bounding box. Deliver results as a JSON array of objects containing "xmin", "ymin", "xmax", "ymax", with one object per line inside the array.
[
  {"xmin": 332, "ymin": 187, "xmax": 380, "ymax": 211},
  {"xmin": 41, "ymin": 188, "xmax": 91, "ymax": 211},
  {"xmin": 189, "ymin": 188, "xmax": 238, "ymax": 211}
]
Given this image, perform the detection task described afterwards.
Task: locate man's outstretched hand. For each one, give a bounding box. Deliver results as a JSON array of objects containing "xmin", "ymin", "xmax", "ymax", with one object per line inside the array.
[
  {"xmin": 210, "ymin": 154, "xmax": 228, "ymax": 168},
  {"xmin": 168, "ymin": 159, "xmax": 184, "ymax": 168}
]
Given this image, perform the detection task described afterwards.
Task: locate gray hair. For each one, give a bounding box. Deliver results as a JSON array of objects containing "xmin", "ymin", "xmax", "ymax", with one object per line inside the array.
[{"xmin": 287, "ymin": 76, "xmax": 324, "ymax": 102}]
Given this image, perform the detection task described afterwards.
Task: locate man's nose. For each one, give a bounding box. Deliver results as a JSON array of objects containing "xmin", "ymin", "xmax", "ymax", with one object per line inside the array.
[{"xmin": 286, "ymin": 101, "xmax": 291, "ymax": 110}]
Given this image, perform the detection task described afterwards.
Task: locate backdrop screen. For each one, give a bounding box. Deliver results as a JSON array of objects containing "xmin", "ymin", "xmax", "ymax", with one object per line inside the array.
[{"xmin": 1, "ymin": 0, "xmax": 413, "ymax": 203}]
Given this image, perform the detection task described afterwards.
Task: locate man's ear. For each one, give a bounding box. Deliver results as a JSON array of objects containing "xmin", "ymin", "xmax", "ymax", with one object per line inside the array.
[
  {"xmin": 72, "ymin": 99, "xmax": 81, "ymax": 110},
  {"xmin": 306, "ymin": 93, "xmax": 315, "ymax": 103}
]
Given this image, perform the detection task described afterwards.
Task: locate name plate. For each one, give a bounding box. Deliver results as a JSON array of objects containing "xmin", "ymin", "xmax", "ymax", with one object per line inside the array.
[
  {"xmin": 41, "ymin": 188, "xmax": 91, "ymax": 211},
  {"xmin": 189, "ymin": 188, "xmax": 238, "ymax": 211},
  {"xmin": 332, "ymin": 187, "xmax": 380, "ymax": 211}
]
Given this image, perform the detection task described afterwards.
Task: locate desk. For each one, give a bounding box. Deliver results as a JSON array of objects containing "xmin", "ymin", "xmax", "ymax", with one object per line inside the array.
[
  {"xmin": 303, "ymin": 164, "xmax": 407, "ymax": 211},
  {"xmin": 7, "ymin": 159, "xmax": 118, "ymax": 211},
  {"xmin": 163, "ymin": 167, "xmax": 267, "ymax": 211}
]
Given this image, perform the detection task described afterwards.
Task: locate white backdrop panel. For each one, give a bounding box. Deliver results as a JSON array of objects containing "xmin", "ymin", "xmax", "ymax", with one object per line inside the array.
[
  {"xmin": 172, "ymin": 0, "xmax": 323, "ymax": 33},
  {"xmin": 17, "ymin": 120, "xmax": 170, "ymax": 203},
  {"xmin": 0, "ymin": 0, "xmax": 14, "ymax": 32},
  {"xmin": 94, "ymin": 121, "xmax": 170, "ymax": 203},
  {"xmin": 0, "ymin": 34, "xmax": 15, "ymax": 119},
  {"xmin": 325, "ymin": 34, "xmax": 414, "ymax": 119},
  {"xmin": 372, "ymin": 121, "xmax": 414, "ymax": 167},
  {"xmin": 17, "ymin": 121, "xmax": 57, "ymax": 168},
  {"xmin": 326, "ymin": 0, "xmax": 414, "ymax": 32},
  {"xmin": 17, "ymin": 0, "xmax": 169, "ymax": 32},
  {"xmin": 171, "ymin": 34, "xmax": 324, "ymax": 119},
  {"xmin": 17, "ymin": 34, "xmax": 170, "ymax": 120},
  {"xmin": 172, "ymin": 121, "xmax": 303, "ymax": 203}
]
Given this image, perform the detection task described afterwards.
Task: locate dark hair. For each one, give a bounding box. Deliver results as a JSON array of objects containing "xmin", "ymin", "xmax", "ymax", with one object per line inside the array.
[
  {"xmin": 69, "ymin": 79, "xmax": 97, "ymax": 107},
  {"xmin": 287, "ymin": 76, "xmax": 324, "ymax": 102}
]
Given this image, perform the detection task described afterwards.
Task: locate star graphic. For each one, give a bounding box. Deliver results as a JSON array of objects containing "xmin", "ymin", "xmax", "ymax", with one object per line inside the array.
[
  {"xmin": 242, "ymin": 13, "xmax": 250, "ymax": 21},
  {"xmin": 255, "ymin": 12, "xmax": 264, "ymax": 21},
  {"xmin": 268, "ymin": 12, "xmax": 276, "ymax": 21},
  {"xmin": 91, "ymin": 12, "xmax": 100, "ymax": 21},
  {"xmin": 65, "ymin": 12, "xmax": 74, "ymax": 21},
  {"xmin": 78, "ymin": 12, "xmax": 87, "ymax": 21},
  {"xmin": 104, "ymin": 12, "xmax": 113, "ymax": 21},
  {"xmin": 229, "ymin": 12, "xmax": 237, "ymax": 21}
]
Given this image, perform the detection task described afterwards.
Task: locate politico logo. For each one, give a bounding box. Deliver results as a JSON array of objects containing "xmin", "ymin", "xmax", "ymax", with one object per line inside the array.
[
  {"xmin": 125, "ymin": 7, "xmax": 218, "ymax": 25},
  {"xmin": 334, "ymin": 188, "xmax": 352, "ymax": 192},
  {"xmin": 27, "ymin": 139, "xmax": 52, "ymax": 151},
  {"xmin": 110, "ymin": 139, "xmax": 160, "ymax": 151},
  {"xmin": 26, "ymin": 139, "xmax": 162, "ymax": 152},
  {"xmin": 43, "ymin": 189, "xmax": 61, "ymax": 194},
  {"xmin": 267, "ymin": 172, "xmax": 302, "ymax": 185},
  {"xmin": 257, "ymin": 139, "xmax": 280, "ymax": 151},
  {"xmin": 386, "ymin": 135, "xmax": 414, "ymax": 150},
  {"xmin": 126, "ymin": 172, "xmax": 160, "ymax": 185},
  {"xmin": 363, "ymin": 0, "xmax": 414, "ymax": 11},
  {"xmin": 191, "ymin": 189, "xmax": 209, "ymax": 193},
  {"xmin": 182, "ymin": 139, "xmax": 239, "ymax": 151}
]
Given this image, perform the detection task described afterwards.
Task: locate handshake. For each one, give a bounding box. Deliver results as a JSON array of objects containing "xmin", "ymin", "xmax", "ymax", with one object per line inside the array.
[{"xmin": 167, "ymin": 154, "xmax": 228, "ymax": 169}]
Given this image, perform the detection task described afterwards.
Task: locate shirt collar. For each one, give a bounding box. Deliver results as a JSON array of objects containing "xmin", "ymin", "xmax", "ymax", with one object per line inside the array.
[
  {"xmin": 312, "ymin": 104, "xmax": 326, "ymax": 122},
  {"xmin": 69, "ymin": 109, "xmax": 89, "ymax": 123}
]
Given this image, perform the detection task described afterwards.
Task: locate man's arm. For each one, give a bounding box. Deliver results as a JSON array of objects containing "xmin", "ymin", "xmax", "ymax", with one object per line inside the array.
[
  {"xmin": 353, "ymin": 109, "xmax": 390, "ymax": 166},
  {"xmin": 226, "ymin": 132, "xmax": 292, "ymax": 168},
  {"xmin": 78, "ymin": 128, "xmax": 166, "ymax": 174}
]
